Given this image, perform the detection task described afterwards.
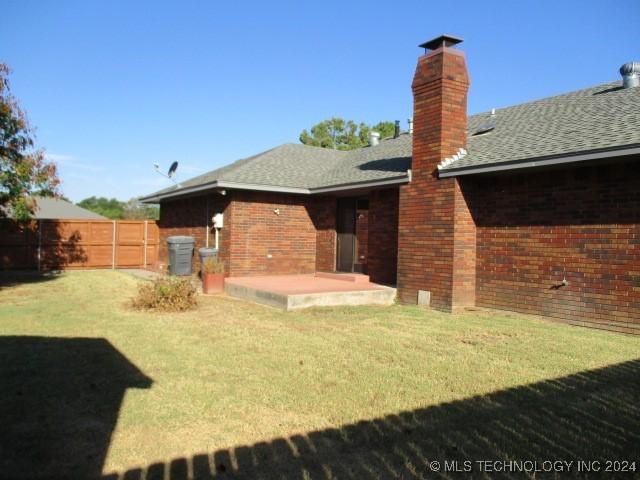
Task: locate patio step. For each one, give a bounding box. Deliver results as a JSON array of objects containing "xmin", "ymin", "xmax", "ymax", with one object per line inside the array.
[
  {"xmin": 315, "ymin": 272, "xmax": 370, "ymax": 283},
  {"xmin": 224, "ymin": 275, "xmax": 396, "ymax": 310},
  {"xmin": 225, "ymin": 283, "xmax": 396, "ymax": 310}
]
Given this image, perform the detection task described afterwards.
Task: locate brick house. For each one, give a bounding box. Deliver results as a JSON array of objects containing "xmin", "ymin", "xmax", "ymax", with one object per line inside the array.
[{"xmin": 141, "ymin": 35, "xmax": 640, "ymax": 334}]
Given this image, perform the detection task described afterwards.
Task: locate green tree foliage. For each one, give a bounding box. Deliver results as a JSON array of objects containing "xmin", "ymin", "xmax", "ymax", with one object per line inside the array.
[
  {"xmin": 0, "ymin": 63, "xmax": 59, "ymax": 221},
  {"xmin": 299, "ymin": 118, "xmax": 397, "ymax": 150},
  {"xmin": 77, "ymin": 196, "xmax": 124, "ymax": 219},
  {"xmin": 369, "ymin": 121, "xmax": 396, "ymax": 141},
  {"xmin": 122, "ymin": 198, "xmax": 159, "ymax": 220},
  {"xmin": 77, "ymin": 196, "xmax": 158, "ymax": 220}
]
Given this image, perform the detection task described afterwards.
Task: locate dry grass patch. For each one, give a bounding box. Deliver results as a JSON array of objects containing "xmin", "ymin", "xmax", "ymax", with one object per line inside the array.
[{"xmin": 0, "ymin": 270, "xmax": 638, "ymax": 479}]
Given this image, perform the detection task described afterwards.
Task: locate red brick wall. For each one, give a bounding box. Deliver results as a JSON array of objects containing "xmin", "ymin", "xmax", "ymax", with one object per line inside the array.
[
  {"xmin": 311, "ymin": 196, "xmax": 336, "ymax": 272},
  {"xmin": 158, "ymin": 194, "xmax": 230, "ymax": 273},
  {"xmin": 368, "ymin": 188, "xmax": 399, "ymax": 285},
  {"xmin": 453, "ymin": 179, "xmax": 476, "ymax": 307},
  {"xmin": 226, "ymin": 191, "xmax": 319, "ymax": 276},
  {"xmin": 471, "ymin": 160, "xmax": 640, "ymax": 334},
  {"xmin": 397, "ymin": 46, "xmax": 475, "ymax": 310},
  {"xmin": 158, "ymin": 192, "xmax": 338, "ymax": 277}
]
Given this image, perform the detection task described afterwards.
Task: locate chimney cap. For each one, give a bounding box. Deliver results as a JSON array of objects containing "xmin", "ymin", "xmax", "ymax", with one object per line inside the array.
[{"xmin": 419, "ymin": 34, "xmax": 463, "ymax": 52}]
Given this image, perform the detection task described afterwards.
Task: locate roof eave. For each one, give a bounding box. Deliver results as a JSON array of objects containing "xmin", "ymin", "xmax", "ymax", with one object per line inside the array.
[
  {"xmin": 138, "ymin": 181, "xmax": 221, "ymax": 203},
  {"xmin": 309, "ymin": 175, "xmax": 410, "ymax": 193},
  {"xmin": 139, "ymin": 174, "xmax": 411, "ymax": 203},
  {"xmin": 438, "ymin": 145, "xmax": 640, "ymax": 178}
]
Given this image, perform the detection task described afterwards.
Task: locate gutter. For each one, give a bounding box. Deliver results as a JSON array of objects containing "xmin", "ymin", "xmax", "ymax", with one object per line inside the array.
[
  {"xmin": 438, "ymin": 145, "xmax": 640, "ymax": 178},
  {"xmin": 139, "ymin": 174, "xmax": 410, "ymax": 203},
  {"xmin": 139, "ymin": 181, "xmax": 222, "ymax": 203},
  {"xmin": 309, "ymin": 175, "xmax": 409, "ymax": 194}
]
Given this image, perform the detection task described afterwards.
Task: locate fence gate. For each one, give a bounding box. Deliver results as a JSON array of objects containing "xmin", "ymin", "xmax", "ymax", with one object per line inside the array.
[{"xmin": 0, "ymin": 219, "xmax": 159, "ymax": 270}]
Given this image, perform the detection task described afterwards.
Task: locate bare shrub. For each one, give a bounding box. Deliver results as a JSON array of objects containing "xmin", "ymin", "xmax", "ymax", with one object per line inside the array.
[
  {"xmin": 132, "ymin": 276, "xmax": 197, "ymax": 312},
  {"xmin": 202, "ymin": 256, "xmax": 224, "ymax": 274}
]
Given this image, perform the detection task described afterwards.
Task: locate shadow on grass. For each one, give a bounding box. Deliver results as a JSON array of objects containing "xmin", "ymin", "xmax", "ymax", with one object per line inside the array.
[
  {"xmin": 0, "ymin": 270, "xmax": 63, "ymax": 289},
  {"xmin": 102, "ymin": 359, "xmax": 640, "ymax": 480},
  {"xmin": 0, "ymin": 336, "xmax": 152, "ymax": 480}
]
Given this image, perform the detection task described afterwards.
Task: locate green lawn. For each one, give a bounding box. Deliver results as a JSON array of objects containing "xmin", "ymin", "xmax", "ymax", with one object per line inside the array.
[{"xmin": 1, "ymin": 270, "xmax": 638, "ymax": 479}]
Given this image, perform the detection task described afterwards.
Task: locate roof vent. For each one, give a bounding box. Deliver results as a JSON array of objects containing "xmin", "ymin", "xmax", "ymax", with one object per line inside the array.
[
  {"xmin": 393, "ymin": 120, "xmax": 400, "ymax": 138},
  {"xmin": 369, "ymin": 131, "xmax": 380, "ymax": 147},
  {"xmin": 471, "ymin": 118, "xmax": 496, "ymax": 136},
  {"xmin": 620, "ymin": 62, "xmax": 640, "ymax": 89}
]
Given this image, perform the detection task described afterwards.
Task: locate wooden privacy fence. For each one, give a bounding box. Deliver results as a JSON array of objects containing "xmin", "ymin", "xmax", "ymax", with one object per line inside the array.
[{"xmin": 0, "ymin": 219, "xmax": 159, "ymax": 270}]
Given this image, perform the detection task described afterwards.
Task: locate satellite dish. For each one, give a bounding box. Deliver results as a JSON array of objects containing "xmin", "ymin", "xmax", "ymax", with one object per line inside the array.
[{"xmin": 168, "ymin": 161, "xmax": 178, "ymax": 178}]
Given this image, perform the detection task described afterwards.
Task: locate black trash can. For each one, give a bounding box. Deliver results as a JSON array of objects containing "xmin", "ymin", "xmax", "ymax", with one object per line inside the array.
[
  {"xmin": 198, "ymin": 247, "xmax": 219, "ymax": 272},
  {"xmin": 167, "ymin": 236, "xmax": 195, "ymax": 275}
]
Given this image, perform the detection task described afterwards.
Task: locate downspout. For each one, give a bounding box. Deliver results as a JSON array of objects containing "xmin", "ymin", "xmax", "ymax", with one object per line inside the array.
[{"xmin": 205, "ymin": 195, "xmax": 210, "ymax": 248}]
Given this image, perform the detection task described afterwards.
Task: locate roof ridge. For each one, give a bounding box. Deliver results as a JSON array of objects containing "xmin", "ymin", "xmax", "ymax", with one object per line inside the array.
[
  {"xmin": 468, "ymin": 80, "xmax": 620, "ymax": 120},
  {"xmin": 218, "ymin": 145, "xmax": 287, "ymax": 176},
  {"xmin": 282, "ymin": 142, "xmax": 350, "ymax": 155}
]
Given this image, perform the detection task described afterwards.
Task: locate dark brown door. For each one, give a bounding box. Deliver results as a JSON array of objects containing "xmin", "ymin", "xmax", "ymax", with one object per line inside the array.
[{"xmin": 336, "ymin": 198, "xmax": 356, "ymax": 272}]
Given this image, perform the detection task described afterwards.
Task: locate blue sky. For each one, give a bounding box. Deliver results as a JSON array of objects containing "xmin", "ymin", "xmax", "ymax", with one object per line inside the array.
[{"xmin": 2, "ymin": 0, "xmax": 639, "ymax": 202}]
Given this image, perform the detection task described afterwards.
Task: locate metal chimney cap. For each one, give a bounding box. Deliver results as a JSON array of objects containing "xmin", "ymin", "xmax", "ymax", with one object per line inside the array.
[{"xmin": 419, "ymin": 34, "xmax": 463, "ymax": 52}]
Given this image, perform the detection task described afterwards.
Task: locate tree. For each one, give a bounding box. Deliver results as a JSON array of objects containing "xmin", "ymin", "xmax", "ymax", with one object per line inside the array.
[
  {"xmin": 369, "ymin": 121, "xmax": 396, "ymax": 141},
  {"xmin": 122, "ymin": 198, "xmax": 159, "ymax": 220},
  {"xmin": 77, "ymin": 196, "xmax": 125, "ymax": 219},
  {"xmin": 0, "ymin": 63, "xmax": 59, "ymax": 221},
  {"xmin": 77, "ymin": 196, "xmax": 158, "ymax": 220},
  {"xmin": 299, "ymin": 118, "xmax": 397, "ymax": 151}
]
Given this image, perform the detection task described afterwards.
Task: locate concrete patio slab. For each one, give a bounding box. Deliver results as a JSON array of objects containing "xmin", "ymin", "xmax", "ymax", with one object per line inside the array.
[
  {"xmin": 224, "ymin": 274, "xmax": 396, "ymax": 310},
  {"xmin": 315, "ymin": 271, "xmax": 370, "ymax": 283}
]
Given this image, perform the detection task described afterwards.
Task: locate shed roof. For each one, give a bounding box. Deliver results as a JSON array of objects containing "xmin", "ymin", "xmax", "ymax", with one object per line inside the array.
[{"xmin": 31, "ymin": 197, "xmax": 107, "ymax": 220}]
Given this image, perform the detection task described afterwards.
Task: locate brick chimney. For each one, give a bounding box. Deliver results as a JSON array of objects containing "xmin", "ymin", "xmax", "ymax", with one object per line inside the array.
[{"xmin": 397, "ymin": 35, "xmax": 476, "ymax": 311}]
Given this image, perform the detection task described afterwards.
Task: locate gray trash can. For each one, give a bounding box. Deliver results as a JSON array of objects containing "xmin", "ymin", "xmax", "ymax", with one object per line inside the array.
[
  {"xmin": 167, "ymin": 236, "xmax": 195, "ymax": 275},
  {"xmin": 198, "ymin": 247, "xmax": 219, "ymax": 271}
]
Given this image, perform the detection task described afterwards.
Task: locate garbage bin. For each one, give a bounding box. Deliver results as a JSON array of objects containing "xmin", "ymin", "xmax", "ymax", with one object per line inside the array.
[
  {"xmin": 167, "ymin": 236, "xmax": 195, "ymax": 275},
  {"xmin": 198, "ymin": 247, "xmax": 219, "ymax": 272}
]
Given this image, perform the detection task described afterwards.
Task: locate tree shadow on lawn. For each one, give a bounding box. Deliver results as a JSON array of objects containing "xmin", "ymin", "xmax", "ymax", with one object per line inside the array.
[
  {"xmin": 0, "ymin": 336, "xmax": 152, "ymax": 480},
  {"xmin": 103, "ymin": 359, "xmax": 640, "ymax": 480},
  {"xmin": 0, "ymin": 270, "xmax": 63, "ymax": 289}
]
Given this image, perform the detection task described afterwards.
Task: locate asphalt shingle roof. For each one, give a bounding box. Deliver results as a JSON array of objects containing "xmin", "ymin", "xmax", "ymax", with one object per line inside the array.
[
  {"xmin": 32, "ymin": 197, "xmax": 107, "ymax": 220},
  {"xmin": 142, "ymin": 79, "xmax": 639, "ymax": 201},
  {"xmin": 454, "ymin": 81, "xmax": 640, "ymax": 171},
  {"xmin": 173, "ymin": 144, "xmax": 347, "ymax": 191}
]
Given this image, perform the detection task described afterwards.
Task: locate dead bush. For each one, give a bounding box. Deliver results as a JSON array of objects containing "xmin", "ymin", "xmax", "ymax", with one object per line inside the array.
[
  {"xmin": 202, "ymin": 256, "xmax": 224, "ymax": 274},
  {"xmin": 132, "ymin": 276, "xmax": 197, "ymax": 312}
]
